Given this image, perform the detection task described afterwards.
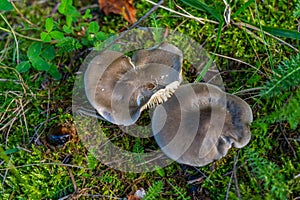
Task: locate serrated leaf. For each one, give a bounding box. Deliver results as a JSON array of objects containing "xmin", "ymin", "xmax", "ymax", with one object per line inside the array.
[
  {"xmin": 27, "ymin": 42, "xmax": 42, "ymax": 59},
  {"xmin": 48, "ymin": 64, "xmax": 62, "ymax": 80},
  {"xmin": 50, "ymin": 31, "xmax": 64, "ymax": 40},
  {"xmin": 45, "ymin": 18, "xmax": 54, "ymax": 32},
  {"xmin": 41, "ymin": 45, "xmax": 56, "ymax": 61},
  {"xmin": 40, "ymin": 32, "xmax": 51, "ymax": 42},
  {"xmin": 16, "ymin": 61, "xmax": 31, "ymax": 73},
  {"xmin": 0, "ymin": 0, "xmax": 13, "ymax": 11},
  {"xmin": 30, "ymin": 56, "xmax": 50, "ymax": 71},
  {"xmin": 88, "ymin": 22, "xmax": 99, "ymax": 34}
]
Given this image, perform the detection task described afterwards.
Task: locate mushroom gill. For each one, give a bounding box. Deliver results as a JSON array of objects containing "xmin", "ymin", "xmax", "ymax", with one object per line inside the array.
[
  {"xmin": 84, "ymin": 43, "xmax": 183, "ymax": 126},
  {"xmin": 151, "ymin": 83, "xmax": 253, "ymax": 167}
]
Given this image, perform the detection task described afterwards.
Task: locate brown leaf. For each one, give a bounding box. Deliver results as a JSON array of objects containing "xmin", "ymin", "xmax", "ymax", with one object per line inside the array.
[
  {"xmin": 98, "ymin": 0, "xmax": 136, "ymax": 24},
  {"xmin": 127, "ymin": 195, "xmax": 141, "ymax": 200}
]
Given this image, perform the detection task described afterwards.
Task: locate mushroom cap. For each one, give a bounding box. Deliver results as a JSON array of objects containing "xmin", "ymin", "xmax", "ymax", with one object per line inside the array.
[
  {"xmin": 84, "ymin": 43, "xmax": 183, "ymax": 126},
  {"xmin": 151, "ymin": 83, "xmax": 253, "ymax": 166}
]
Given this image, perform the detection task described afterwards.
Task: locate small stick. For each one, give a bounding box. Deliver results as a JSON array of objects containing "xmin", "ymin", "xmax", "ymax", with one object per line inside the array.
[
  {"xmin": 0, "ymin": 162, "xmax": 88, "ymax": 171},
  {"xmin": 233, "ymin": 152, "xmax": 241, "ymax": 199},
  {"xmin": 279, "ymin": 123, "xmax": 297, "ymax": 158},
  {"xmin": 67, "ymin": 168, "xmax": 77, "ymax": 192},
  {"xmin": 10, "ymin": 1, "xmax": 39, "ymax": 28},
  {"xmin": 233, "ymin": 22, "xmax": 299, "ymax": 53},
  {"xmin": 211, "ymin": 52, "xmax": 265, "ymax": 75},
  {"xmin": 225, "ymin": 172, "xmax": 234, "ymax": 200},
  {"xmin": 146, "ymin": 0, "xmax": 218, "ymax": 24}
]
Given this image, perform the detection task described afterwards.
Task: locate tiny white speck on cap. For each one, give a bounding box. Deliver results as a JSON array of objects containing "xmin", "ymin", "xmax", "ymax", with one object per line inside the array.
[{"xmin": 101, "ymin": 88, "xmax": 105, "ymax": 91}]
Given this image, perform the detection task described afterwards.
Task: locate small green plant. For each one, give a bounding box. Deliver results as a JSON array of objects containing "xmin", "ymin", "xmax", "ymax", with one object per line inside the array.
[
  {"xmin": 16, "ymin": 42, "xmax": 61, "ymax": 79},
  {"xmin": 245, "ymin": 148, "xmax": 291, "ymax": 199},
  {"xmin": 144, "ymin": 180, "xmax": 163, "ymax": 200},
  {"xmin": 261, "ymin": 54, "xmax": 300, "ymax": 97}
]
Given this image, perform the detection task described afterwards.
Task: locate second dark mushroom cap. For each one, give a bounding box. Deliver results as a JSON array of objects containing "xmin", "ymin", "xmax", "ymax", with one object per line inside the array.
[{"xmin": 152, "ymin": 83, "xmax": 253, "ymax": 167}]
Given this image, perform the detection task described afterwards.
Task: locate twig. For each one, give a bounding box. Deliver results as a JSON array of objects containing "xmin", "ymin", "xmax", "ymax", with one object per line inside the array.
[
  {"xmin": 0, "ymin": 27, "xmax": 43, "ymax": 42},
  {"xmin": 19, "ymin": 99, "xmax": 29, "ymax": 143},
  {"xmin": 232, "ymin": 87, "xmax": 264, "ymax": 95},
  {"xmin": 0, "ymin": 14, "xmax": 19, "ymax": 63},
  {"xmin": 82, "ymin": 194, "xmax": 123, "ymax": 199},
  {"xmin": 279, "ymin": 123, "xmax": 297, "ymax": 158},
  {"xmin": 233, "ymin": 152, "xmax": 241, "ymax": 199},
  {"xmin": 0, "ymin": 98, "xmax": 16, "ymax": 123},
  {"xmin": 67, "ymin": 168, "xmax": 77, "ymax": 192},
  {"xmin": 233, "ymin": 22, "xmax": 299, "ymax": 53},
  {"xmin": 1, "ymin": 155, "xmax": 12, "ymax": 194},
  {"xmin": 10, "ymin": 1, "xmax": 39, "ymax": 28},
  {"xmin": 225, "ymin": 171, "xmax": 234, "ymax": 200},
  {"xmin": 174, "ymin": 2, "xmax": 204, "ymax": 24},
  {"xmin": 135, "ymin": 153, "xmax": 166, "ymax": 166},
  {"xmin": 0, "ymin": 162, "xmax": 88, "ymax": 171},
  {"xmin": 210, "ymin": 52, "xmax": 265, "ymax": 75},
  {"xmin": 192, "ymin": 167, "xmax": 208, "ymax": 178}
]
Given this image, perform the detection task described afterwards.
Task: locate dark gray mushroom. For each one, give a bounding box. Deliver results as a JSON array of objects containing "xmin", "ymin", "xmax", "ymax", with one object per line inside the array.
[
  {"xmin": 151, "ymin": 83, "xmax": 253, "ymax": 166},
  {"xmin": 84, "ymin": 43, "xmax": 183, "ymax": 126}
]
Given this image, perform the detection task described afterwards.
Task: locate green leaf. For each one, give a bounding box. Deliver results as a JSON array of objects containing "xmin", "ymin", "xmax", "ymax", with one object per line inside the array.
[
  {"xmin": 66, "ymin": 15, "xmax": 72, "ymax": 27},
  {"xmin": 58, "ymin": 0, "xmax": 72, "ymax": 15},
  {"xmin": 63, "ymin": 25, "xmax": 72, "ymax": 34},
  {"xmin": 155, "ymin": 167, "xmax": 165, "ymax": 177},
  {"xmin": 45, "ymin": 18, "xmax": 53, "ymax": 32},
  {"xmin": 96, "ymin": 31, "xmax": 106, "ymax": 41},
  {"xmin": 40, "ymin": 32, "xmax": 51, "ymax": 42},
  {"xmin": 82, "ymin": 9, "xmax": 92, "ymax": 19},
  {"xmin": 41, "ymin": 44, "xmax": 56, "ymax": 61},
  {"xmin": 0, "ymin": 0, "xmax": 13, "ymax": 11},
  {"xmin": 50, "ymin": 31, "xmax": 64, "ymax": 40},
  {"xmin": 261, "ymin": 26, "xmax": 300, "ymax": 40},
  {"xmin": 16, "ymin": 61, "xmax": 31, "ymax": 73},
  {"xmin": 4, "ymin": 148, "xmax": 19, "ymax": 155},
  {"xmin": 48, "ymin": 64, "xmax": 62, "ymax": 80},
  {"xmin": 88, "ymin": 21, "xmax": 99, "ymax": 33},
  {"xmin": 30, "ymin": 56, "xmax": 50, "ymax": 71},
  {"xmin": 27, "ymin": 42, "xmax": 42, "ymax": 59},
  {"xmin": 180, "ymin": 0, "xmax": 223, "ymax": 22}
]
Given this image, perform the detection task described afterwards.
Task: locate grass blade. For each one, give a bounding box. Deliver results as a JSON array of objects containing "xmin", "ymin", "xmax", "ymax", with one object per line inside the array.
[
  {"xmin": 195, "ymin": 22, "xmax": 224, "ymax": 82},
  {"xmin": 261, "ymin": 26, "xmax": 300, "ymax": 40},
  {"xmin": 232, "ymin": 0, "xmax": 255, "ymax": 18},
  {"xmin": 180, "ymin": 0, "xmax": 223, "ymax": 22}
]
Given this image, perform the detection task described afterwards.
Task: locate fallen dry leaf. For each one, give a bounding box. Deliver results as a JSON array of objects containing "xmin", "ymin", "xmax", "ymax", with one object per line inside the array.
[
  {"xmin": 127, "ymin": 187, "xmax": 146, "ymax": 200},
  {"xmin": 98, "ymin": 0, "xmax": 136, "ymax": 24}
]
